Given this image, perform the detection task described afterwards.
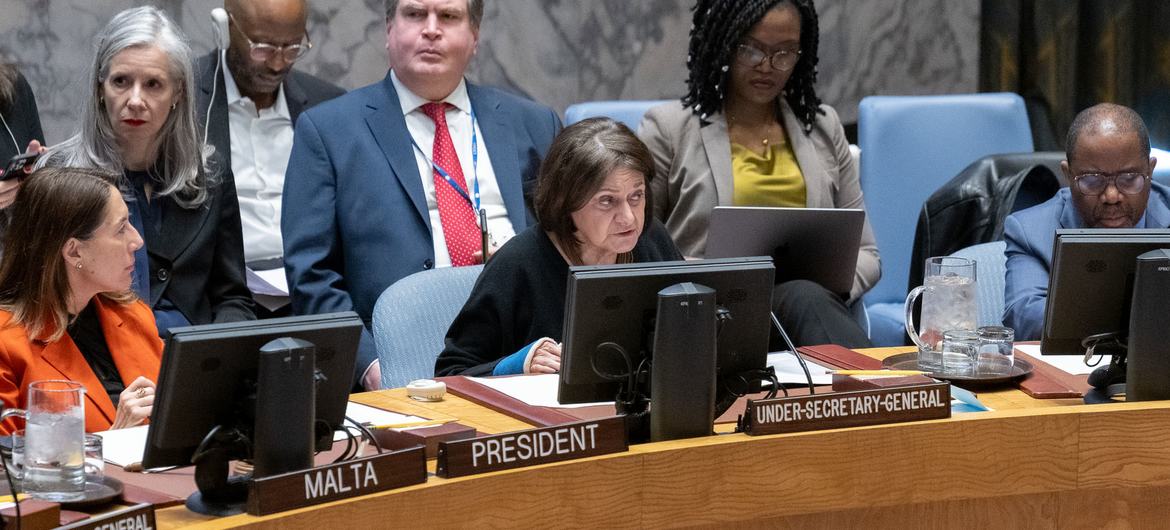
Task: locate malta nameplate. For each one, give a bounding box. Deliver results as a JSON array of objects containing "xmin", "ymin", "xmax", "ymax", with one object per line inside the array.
[
  {"xmin": 741, "ymin": 381, "xmax": 951, "ymax": 435},
  {"xmin": 246, "ymin": 446, "xmax": 427, "ymax": 515},
  {"xmin": 436, "ymin": 416, "xmax": 628, "ymax": 478}
]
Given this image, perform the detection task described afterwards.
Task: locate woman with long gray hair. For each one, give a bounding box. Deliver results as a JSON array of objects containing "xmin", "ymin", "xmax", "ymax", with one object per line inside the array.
[{"xmin": 40, "ymin": 6, "xmax": 253, "ymax": 334}]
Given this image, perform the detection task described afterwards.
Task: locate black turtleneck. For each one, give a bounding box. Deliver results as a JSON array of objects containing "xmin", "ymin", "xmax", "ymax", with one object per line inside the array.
[{"xmin": 67, "ymin": 301, "xmax": 125, "ymax": 407}]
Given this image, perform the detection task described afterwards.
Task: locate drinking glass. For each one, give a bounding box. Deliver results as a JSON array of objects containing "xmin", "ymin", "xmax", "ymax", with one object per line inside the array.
[
  {"xmin": 3, "ymin": 430, "xmax": 25, "ymax": 485},
  {"xmin": 84, "ymin": 434, "xmax": 103, "ymax": 480},
  {"xmin": 941, "ymin": 330, "xmax": 980, "ymax": 376},
  {"xmin": 0, "ymin": 380, "xmax": 86, "ymax": 501},
  {"xmin": 977, "ymin": 326, "xmax": 1015, "ymax": 376}
]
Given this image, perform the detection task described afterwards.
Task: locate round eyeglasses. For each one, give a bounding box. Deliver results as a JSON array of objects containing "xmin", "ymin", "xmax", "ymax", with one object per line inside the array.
[
  {"xmin": 1073, "ymin": 173, "xmax": 1150, "ymax": 195},
  {"xmin": 735, "ymin": 44, "xmax": 801, "ymax": 72},
  {"xmin": 229, "ymin": 13, "xmax": 312, "ymax": 63}
]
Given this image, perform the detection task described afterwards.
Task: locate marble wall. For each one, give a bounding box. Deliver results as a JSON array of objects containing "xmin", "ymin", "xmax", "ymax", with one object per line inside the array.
[{"xmin": 0, "ymin": 0, "xmax": 978, "ymax": 143}]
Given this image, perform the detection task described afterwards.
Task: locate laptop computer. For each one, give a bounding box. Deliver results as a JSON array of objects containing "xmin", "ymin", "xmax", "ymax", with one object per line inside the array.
[{"xmin": 705, "ymin": 206, "xmax": 864, "ymax": 296}]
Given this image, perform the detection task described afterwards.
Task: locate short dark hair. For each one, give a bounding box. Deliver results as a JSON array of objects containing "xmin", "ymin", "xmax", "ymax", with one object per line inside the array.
[
  {"xmin": 682, "ymin": 0, "xmax": 823, "ymax": 133},
  {"xmin": 534, "ymin": 118, "xmax": 655, "ymax": 265},
  {"xmin": 0, "ymin": 167, "xmax": 134, "ymax": 341},
  {"xmin": 1066, "ymin": 103, "xmax": 1151, "ymax": 164},
  {"xmin": 384, "ymin": 0, "xmax": 484, "ymax": 28}
]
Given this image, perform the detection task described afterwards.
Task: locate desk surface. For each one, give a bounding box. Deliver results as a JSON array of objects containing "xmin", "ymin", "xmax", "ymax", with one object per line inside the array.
[{"xmin": 153, "ymin": 347, "xmax": 1170, "ymax": 529}]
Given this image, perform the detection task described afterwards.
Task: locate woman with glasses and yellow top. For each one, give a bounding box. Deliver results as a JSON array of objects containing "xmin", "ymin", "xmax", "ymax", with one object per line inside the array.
[{"xmin": 639, "ymin": 0, "xmax": 878, "ymax": 349}]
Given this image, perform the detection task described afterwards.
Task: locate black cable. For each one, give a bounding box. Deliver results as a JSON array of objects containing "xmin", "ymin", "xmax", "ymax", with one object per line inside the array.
[
  {"xmin": 332, "ymin": 427, "xmax": 357, "ymax": 464},
  {"xmin": 344, "ymin": 415, "xmax": 384, "ymax": 455},
  {"xmin": 771, "ymin": 312, "xmax": 815, "ymax": 395},
  {"xmin": 0, "ymin": 433, "xmax": 19, "ymax": 530}
]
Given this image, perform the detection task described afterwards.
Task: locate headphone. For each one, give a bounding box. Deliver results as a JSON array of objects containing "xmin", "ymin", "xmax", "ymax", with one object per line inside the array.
[{"xmin": 204, "ymin": 8, "xmax": 230, "ymax": 147}]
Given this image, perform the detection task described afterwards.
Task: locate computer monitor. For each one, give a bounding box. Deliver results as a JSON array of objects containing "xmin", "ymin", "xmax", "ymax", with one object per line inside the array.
[
  {"xmin": 1041, "ymin": 229, "xmax": 1170, "ymax": 355},
  {"xmin": 558, "ymin": 257, "xmax": 775, "ymax": 435},
  {"xmin": 142, "ymin": 312, "xmax": 362, "ymax": 514}
]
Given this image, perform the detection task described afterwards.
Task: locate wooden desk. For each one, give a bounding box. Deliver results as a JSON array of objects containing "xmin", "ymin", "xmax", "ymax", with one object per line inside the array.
[{"xmin": 155, "ymin": 348, "xmax": 1170, "ymax": 528}]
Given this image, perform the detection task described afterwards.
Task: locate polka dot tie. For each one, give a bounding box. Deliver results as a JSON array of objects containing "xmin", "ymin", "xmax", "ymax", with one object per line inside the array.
[{"xmin": 422, "ymin": 102, "xmax": 480, "ymax": 267}]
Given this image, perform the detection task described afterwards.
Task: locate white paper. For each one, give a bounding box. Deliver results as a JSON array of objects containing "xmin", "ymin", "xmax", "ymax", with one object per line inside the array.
[
  {"xmin": 1015, "ymin": 344, "xmax": 1109, "ymax": 375},
  {"xmin": 95, "ymin": 424, "xmax": 150, "ymax": 468},
  {"xmin": 246, "ymin": 267, "xmax": 289, "ymax": 297},
  {"xmin": 468, "ymin": 374, "xmax": 614, "ymax": 409},
  {"xmin": 767, "ymin": 351, "xmax": 834, "ymax": 385},
  {"xmin": 337, "ymin": 402, "xmax": 426, "ymax": 441}
]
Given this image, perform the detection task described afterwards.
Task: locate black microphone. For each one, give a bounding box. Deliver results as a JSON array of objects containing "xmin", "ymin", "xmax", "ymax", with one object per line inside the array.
[{"xmin": 770, "ymin": 311, "xmax": 815, "ymax": 394}]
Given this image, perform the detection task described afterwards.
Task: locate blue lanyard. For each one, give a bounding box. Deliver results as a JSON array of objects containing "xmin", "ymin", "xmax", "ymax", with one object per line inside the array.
[{"xmin": 412, "ymin": 107, "xmax": 480, "ymax": 212}]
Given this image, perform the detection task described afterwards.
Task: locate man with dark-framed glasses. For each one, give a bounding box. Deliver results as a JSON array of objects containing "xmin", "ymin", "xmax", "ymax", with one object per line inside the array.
[
  {"xmin": 1004, "ymin": 103, "xmax": 1170, "ymax": 339},
  {"xmin": 194, "ymin": 0, "xmax": 345, "ymax": 317}
]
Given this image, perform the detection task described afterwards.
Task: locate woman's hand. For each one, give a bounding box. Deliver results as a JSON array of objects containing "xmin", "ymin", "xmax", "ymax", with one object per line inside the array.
[
  {"xmin": 0, "ymin": 140, "xmax": 45, "ymax": 209},
  {"xmin": 524, "ymin": 338, "xmax": 562, "ymax": 374},
  {"xmin": 111, "ymin": 376, "xmax": 155, "ymax": 430}
]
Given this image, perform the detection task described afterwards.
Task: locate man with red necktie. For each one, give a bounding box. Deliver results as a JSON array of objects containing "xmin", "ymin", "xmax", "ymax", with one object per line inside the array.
[{"xmin": 283, "ymin": 0, "xmax": 562, "ymax": 390}]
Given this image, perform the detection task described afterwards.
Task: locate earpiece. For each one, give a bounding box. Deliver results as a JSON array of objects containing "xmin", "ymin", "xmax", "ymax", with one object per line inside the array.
[{"xmin": 211, "ymin": 8, "xmax": 229, "ymax": 50}]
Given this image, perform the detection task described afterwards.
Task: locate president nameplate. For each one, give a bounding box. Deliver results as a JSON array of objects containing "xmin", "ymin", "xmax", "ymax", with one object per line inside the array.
[
  {"xmin": 436, "ymin": 416, "xmax": 628, "ymax": 478},
  {"xmin": 246, "ymin": 446, "xmax": 427, "ymax": 515},
  {"xmin": 741, "ymin": 382, "xmax": 951, "ymax": 435}
]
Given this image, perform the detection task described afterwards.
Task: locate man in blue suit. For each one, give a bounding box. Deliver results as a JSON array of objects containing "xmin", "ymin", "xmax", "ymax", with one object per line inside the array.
[
  {"xmin": 1004, "ymin": 103, "xmax": 1170, "ymax": 340},
  {"xmin": 282, "ymin": 0, "xmax": 561, "ymax": 389}
]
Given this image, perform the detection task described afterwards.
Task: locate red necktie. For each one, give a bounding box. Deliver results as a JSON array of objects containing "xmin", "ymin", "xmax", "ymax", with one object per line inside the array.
[{"xmin": 421, "ymin": 102, "xmax": 479, "ymax": 266}]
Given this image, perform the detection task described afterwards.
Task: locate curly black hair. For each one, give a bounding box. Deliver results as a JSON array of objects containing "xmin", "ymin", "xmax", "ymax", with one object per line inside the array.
[{"xmin": 681, "ymin": 0, "xmax": 823, "ymax": 133}]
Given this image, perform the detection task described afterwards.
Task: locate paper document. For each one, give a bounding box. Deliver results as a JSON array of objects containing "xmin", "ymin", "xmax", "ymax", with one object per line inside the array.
[
  {"xmin": 338, "ymin": 402, "xmax": 427, "ymax": 440},
  {"xmin": 468, "ymin": 374, "xmax": 613, "ymax": 409},
  {"xmin": 95, "ymin": 424, "xmax": 150, "ymax": 468},
  {"xmin": 246, "ymin": 267, "xmax": 289, "ymax": 297},
  {"xmin": 950, "ymin": 385, "xmax": 992, "ymax": 413},
  {"xmin": 1015, "ymin": 344, "xmax": 1108, "ymax": 375},
  {"xmin": 767, "ymin": 351, "xmax": 833, "ymax": 385}
]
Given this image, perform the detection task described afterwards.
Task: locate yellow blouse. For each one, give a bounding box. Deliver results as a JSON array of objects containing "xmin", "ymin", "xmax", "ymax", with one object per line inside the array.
[{"xmin": 730, "ymin": 140, "xmax": 807, "ymax": 207}]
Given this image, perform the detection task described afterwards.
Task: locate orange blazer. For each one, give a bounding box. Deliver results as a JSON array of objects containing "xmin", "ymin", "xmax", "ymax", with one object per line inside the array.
[{"xmin": 0, "ymin": 297, "xmax": 163, "ymax": 434}]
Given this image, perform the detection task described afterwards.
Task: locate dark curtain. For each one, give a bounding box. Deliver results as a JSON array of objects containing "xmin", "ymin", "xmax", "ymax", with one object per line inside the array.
[{"xmin": 981, "ymin": 0, "xmax": 1170, "ymax": 150}]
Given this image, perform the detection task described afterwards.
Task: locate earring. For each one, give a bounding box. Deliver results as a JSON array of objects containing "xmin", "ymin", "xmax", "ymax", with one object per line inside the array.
[
  {"xmin": 75, "ymin": 262, "xmax": 83, "ymax": 270},
  {"xmin": 171, "ymin": 102, "xmax": 176, "ymax": 110}
]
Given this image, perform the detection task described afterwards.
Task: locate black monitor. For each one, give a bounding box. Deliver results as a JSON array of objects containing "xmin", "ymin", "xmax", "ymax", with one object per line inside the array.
[
  {"xmin": 558, "ymin": 257, "xmax": 775, "ymax": 440},
  {"xmin": 1042, "ymin": 229, "xmax": 1170, "ymax": 355},
  {"xmin": 142, "ymin": 312, "xmax": 362, "ymax": 514}
]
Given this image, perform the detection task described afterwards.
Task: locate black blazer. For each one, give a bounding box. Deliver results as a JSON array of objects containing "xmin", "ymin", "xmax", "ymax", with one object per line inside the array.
[
  {"xmin": 194, "ymin": 52, "xmax": 345, "ymax": 169},
  {"xmin": 142, "ymin": 160, "xmax": 256, "ymax": 326}
]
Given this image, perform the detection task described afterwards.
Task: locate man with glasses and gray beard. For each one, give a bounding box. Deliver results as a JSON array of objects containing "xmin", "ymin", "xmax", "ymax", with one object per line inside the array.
[
  {"xmin": 195, "ymin": 0, "xmax": 344, "ymax": 316},
  {"xmin": 1003, "ymin": 103, "xmax": 1170, "ymax": 340}
]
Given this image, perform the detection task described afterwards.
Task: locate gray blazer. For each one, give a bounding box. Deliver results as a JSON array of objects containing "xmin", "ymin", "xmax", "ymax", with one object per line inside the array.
[{"xmin": 638, "ymin": 100, "xmax": 880, "ymax": 302}]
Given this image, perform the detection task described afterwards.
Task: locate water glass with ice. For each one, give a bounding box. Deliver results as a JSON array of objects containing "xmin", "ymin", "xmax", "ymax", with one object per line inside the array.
[
  {"xmin": 905, "ymin": 256, "xmax": 979, "ymax": 373},
  {"xmin": 941, "ymin": 330, "xmax": 980, "ymax": 375},
  {"xmin": 0, "ymin": 380, "xmax": 86, "ymax": 501}
]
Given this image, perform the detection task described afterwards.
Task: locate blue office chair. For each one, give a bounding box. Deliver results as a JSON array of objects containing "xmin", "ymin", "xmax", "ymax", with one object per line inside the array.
[
  {"xmin": 949, "ymin": 241, "xmax": 1008, "ymax": 328},
  {"xmin": 372, "ymin": 265, "xmax": 484, "ymax": 389},
  {"xmin": 563, "ymin": 100, "xmax": 670, "ymax": 131},
  {"xmin": 858, "ymin": 93, "xmax": 1033, "ymax": 346}
]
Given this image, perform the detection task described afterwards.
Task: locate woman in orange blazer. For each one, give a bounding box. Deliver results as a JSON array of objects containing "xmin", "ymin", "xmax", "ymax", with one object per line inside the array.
[{"xmin": 0, "ymin": 167, "xmax": 162, "ymax": 434}]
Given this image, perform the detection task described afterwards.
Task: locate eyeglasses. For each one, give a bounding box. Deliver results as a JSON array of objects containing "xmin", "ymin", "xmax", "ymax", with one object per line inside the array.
[
  {"xmin": 735, "ymin": 44, "xmax": 801, "ymax": 72},
  {"xmin": 1073, "ymin": 172, "xmax": 1150, "ymax": 195},
  {"xmin": 228, "ymin": 13, "xmax": 312, "ymax": 63}
]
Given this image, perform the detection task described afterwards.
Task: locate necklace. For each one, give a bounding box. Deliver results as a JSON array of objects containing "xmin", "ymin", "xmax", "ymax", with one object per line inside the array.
[{"xmin": 727, "ymin": 113, "xmax": 783, "ymax": 148}]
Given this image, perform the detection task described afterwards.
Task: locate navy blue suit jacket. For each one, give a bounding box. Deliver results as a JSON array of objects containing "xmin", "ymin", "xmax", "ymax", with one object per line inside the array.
[
  {"xmin": 1003, "ymin": 182, "xmax": 1170, "ymax": 340},
  {"xmin": 282, "ymin": 71, "xmax": 561, "ymax": 386}
]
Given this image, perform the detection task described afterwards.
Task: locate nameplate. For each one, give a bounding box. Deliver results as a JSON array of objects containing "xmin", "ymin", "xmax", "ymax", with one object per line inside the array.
[
  {"xmin": 436, "ymin": 416, "xmax": 628, "ymax": 478},
  {"xmin": 246, "ymin": 446, "xmax": 427, "ymax": 516},
  {"xmin": 741, "ymin": 382, "xmax": 951, "ymax": 436},
  {"xmin": 59, "ymin": 502, "xmax": 155, "ymax": 530}
]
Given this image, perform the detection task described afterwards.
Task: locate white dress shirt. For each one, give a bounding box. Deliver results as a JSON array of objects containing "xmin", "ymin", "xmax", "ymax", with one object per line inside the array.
[
  {"xmin": 223, "ymin": 58, "xmax": 293, "ymax": 264},
  {"xmin": 390, "ymin": 70, "xmax": 516, "ymax": 268}
]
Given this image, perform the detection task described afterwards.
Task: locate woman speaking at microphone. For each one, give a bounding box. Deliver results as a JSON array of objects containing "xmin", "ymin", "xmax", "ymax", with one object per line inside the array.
[
  {"xmin": 40, "ymin": 6, "xmax": 254, "ymax": 335},
  {"xmin": 435, "ymin": 118, "xmax": 682, "ymax": 377},
  {"xmin": 0, "ymin": 167, "xmax": 162, "ymax": 434}
]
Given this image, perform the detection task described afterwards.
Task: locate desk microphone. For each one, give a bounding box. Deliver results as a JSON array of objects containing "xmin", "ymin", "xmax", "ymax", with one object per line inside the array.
[{"xmin": 771, "ymin": 311, "xmax": 815, "ymax": 394}]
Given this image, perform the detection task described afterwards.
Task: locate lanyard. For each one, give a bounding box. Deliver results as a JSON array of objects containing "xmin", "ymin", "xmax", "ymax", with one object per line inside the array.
[{"xmin": 411, "ymin": 107, "xmax": 481, "ymax": 212}]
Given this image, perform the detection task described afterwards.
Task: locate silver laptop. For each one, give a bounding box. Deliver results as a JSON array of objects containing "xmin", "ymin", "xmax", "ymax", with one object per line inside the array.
[{"xmin": 705, "ymin": 207, "xmax": 864, "ymax": 296}]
